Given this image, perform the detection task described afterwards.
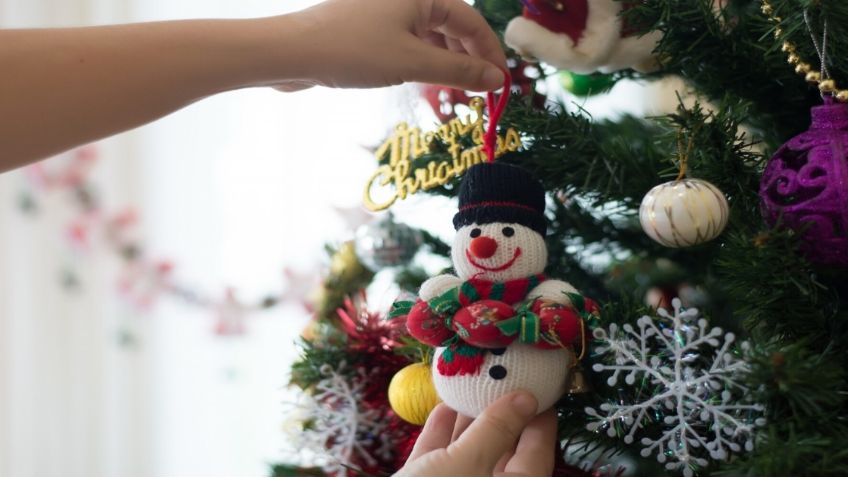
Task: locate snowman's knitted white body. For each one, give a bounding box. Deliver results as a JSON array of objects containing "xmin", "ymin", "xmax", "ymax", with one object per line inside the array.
[
  {"xmin": 414, "ymin": 163, "xmax": 584, "ymax": 418},
  {"xmin": 503, "ymin": 0, "xmax": 661, "ymax": 74},
  {"xmin": 433, "ymin": 343, "xmax": 572, "ymax": 418}
]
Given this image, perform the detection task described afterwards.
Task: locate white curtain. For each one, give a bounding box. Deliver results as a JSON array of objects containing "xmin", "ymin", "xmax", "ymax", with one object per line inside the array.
[
  {"xmin": 0, "ymin": 1, "xmax": 412, "ymax": 477},
  {"xmin": 0, "ymin": 1, "xmax": 151, "ymax": 476}
]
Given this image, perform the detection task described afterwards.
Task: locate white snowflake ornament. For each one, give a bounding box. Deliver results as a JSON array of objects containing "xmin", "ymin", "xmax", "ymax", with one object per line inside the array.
[
  {"xmin": 287, "ymin": 363, "xmax": 393, "ymax": 476},
  {"xmin": 586, "ymin": 299, "xmax": 765, "ymax": 477}
]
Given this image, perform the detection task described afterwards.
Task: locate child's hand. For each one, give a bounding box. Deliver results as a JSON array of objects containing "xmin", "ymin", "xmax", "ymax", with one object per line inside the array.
[
  {"xmin": 396, "ymin": 392, "xmax": 558, "ymax": 477},
  {"xmin": 273, "ymin": 0, "xmax": 507, "ymax": 91}
]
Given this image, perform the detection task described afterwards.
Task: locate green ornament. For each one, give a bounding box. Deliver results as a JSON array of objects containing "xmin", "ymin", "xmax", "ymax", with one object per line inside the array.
[
  {"xmin": 496, "ymin": 301, "xmax": 541, "ymax": 344},
  {"xmin": 560, "ymin": 71, "xmax": 617, "ymax": 97}
]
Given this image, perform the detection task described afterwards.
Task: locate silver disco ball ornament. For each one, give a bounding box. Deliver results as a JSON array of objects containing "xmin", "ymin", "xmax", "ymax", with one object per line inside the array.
[{"xmin": 354, "ymin": 214, "xmax": 422, "ymax": 270}]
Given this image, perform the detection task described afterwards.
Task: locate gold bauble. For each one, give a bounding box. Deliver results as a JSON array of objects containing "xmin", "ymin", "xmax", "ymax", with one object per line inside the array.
[
  {"xmin": 781, "ymin": 41, "xmax": 795, "ymax": 53},
  {"xmin": 300, "ymin": 318, "xmax": 319, "ymax": 341},
  {"xmin": 836, "ymin": 90, "xmax": 848, "ymax": 103},
  {"xmin": 389, "ymin": 363, "xmax": 440, "ymax": 425},
  {"xmin": 819, "ymin": 79, "xmax": 837, "ymax": 93},
  {"xmin": 787, "ymin": 53, "xmax": 800, "ymax": 65},
  {"xmin": 329, "ymin": 241, "xmax": 359, "ymax": 275},
  {"xmin": 795, "ymin": 63, "xmax": 811, "ymax": 74}
]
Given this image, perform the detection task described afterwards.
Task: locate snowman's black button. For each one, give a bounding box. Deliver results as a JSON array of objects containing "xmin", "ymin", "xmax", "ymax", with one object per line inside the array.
[
  {"xmin": 490, "ymin": 348, "xmax": 506, "ymax": 356},
  {"xmin": 470, "ymin": 228, "xmax": 482, "ymax": 238},
  {"xmin": 488, "ymin": 365, "xmax": 507, "ymax": 380},
  {"xmin": 502, "ymin": 227, "xmax": 514, "ymax": 237}
]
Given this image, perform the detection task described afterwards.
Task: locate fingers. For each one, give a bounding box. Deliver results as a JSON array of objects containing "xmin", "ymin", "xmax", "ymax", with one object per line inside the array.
[
  {"xmin": 407, "ymin": 403, "xmax": 457, "ymax": 461},
  {"xmin": 449, "ymin": 391, "xmax": 539, "ymax": 471},
  {"xmin": 451, "ymin": 414, "xmax": 473, "ymax": 442},
  {"xmin": 427, "ymin": 0, "xmax": 507, "ymax": 69},
  {"xmin": 494, "ymin": 450, "xmax": 514, "ymax": 473},
  {"xmin": 503, "ymin": 408, "xmax": 558, "ymax": 477},
  {"xmin": 408, "ymin": 41, "xmax": 505, "ymax": 91},
  {"xmin": 272, "ymin": 80, "xmax": 317, "ymax": 92},
  {"xmin": 445, "ymin": 36, "xmax": 469, "ymax": 55},
  {"xmin": 422, "ymin": 31, "xmax": 449, "ymax": 49}
]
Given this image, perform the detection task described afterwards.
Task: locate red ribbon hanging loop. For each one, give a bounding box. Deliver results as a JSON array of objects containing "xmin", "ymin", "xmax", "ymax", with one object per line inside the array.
[{"xmin": 483, "ymin": 69, "xmax": 513, "ymax": 162}]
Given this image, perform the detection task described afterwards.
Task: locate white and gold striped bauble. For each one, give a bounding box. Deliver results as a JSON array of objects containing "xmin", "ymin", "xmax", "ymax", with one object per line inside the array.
[{"xmin": 639, "ymin": 179, "xmax": 729, "ymax": 248}]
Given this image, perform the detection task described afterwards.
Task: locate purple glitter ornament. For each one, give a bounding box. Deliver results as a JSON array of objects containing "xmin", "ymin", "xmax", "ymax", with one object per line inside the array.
[{"xmin": 760, "ymin": 101, "xmax": 848, "ymax": 266}]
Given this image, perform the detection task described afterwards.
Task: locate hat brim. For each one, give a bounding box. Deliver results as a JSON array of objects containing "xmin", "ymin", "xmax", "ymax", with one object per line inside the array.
[{"xmin": 453, "ymin": 206, "xmax": 546, "ymax": 236}]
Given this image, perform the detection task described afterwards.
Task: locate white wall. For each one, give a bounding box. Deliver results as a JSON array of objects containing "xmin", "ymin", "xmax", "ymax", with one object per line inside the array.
[{"xmin": 0, "ymin": 1, "xmax": 412, "ymax": 476}]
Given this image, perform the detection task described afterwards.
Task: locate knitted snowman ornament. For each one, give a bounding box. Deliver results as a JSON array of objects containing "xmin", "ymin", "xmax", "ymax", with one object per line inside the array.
[
  {"xmin": 396, "ymin": 162, "xmax": 598, "ymax": 418},
  {"xmin": 504, "ymin": 0, "xmax": 662, "ymax": 74}
]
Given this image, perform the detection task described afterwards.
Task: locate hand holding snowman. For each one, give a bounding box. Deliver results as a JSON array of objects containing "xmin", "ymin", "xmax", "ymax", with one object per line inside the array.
[{"xmin": 396, "ymin": 162, "xmax": 598, "ymax": 418}]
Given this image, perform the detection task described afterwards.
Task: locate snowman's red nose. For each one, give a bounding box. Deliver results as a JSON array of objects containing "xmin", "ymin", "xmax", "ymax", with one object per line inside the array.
[{"xmin": 470, "ymin": 236, "xmax": 498, "ymax": 259}]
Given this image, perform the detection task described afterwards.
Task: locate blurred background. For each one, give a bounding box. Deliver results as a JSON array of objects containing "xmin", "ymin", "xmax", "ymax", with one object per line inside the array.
[{"xmin": 0, "ymin": 1, "xmax": 672, "ymax": 476}]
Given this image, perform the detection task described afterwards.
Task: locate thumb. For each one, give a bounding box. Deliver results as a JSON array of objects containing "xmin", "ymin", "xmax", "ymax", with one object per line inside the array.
[
  {"xmin": 449, "ymin": 391, "xmax": 538, "ymax": 470},
  {"xmin": 408, "ymin": 42, "xmax": 505, "ymax": 91}
]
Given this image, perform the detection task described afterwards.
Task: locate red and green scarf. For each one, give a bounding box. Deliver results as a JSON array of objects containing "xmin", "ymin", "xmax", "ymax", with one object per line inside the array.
[{"xmin": 426, "ymin": 273, "xmax": 546, "ymax": 317}]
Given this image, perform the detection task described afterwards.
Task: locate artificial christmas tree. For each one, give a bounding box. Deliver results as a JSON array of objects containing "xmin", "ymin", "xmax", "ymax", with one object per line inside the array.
[{"xmin": 279, "ymin": 1, "xmax": 848, "ymax": 476}]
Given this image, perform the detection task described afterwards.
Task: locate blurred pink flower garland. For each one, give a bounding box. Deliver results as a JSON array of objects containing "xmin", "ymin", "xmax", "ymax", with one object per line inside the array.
[{"xmin": 18, "ymin": 146, "xmax": 320, "ymax": 337}]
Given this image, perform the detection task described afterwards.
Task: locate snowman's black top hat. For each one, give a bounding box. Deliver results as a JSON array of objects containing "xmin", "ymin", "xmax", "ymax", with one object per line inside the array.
[{"xmin": 453, "ymin": 162, "xmax": 547, "ymax": 235}]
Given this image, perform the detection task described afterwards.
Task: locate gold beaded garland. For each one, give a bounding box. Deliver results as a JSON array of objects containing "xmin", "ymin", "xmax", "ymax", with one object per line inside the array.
[
  {"xmin": 819, "ymin": 79, "xmax": 837, "ymax": 93},
  {"xmin": 762, "ymin": 0, "xmax": 847, "ymax": 102}
]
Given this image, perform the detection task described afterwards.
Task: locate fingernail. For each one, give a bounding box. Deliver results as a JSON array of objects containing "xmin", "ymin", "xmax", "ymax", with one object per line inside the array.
[
  {"xmin": 511, "ymin": 392, "xmax": 538, "ymax": 418},
  {"xmin": 482, "ymin": 66, "xmax": 505, "ymax": 89}
]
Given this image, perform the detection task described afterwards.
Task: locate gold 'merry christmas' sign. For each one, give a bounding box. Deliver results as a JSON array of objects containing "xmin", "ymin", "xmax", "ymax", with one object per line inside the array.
[{"xmin": 364, "ymin": 97, "xmax": 523, "ymax": 211}]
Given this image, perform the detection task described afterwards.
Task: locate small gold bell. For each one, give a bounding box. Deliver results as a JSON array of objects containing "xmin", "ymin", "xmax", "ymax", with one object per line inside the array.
[
  {"xmin": 565, "ymin": 366, "xmax": 591, "ymax": 394},
  {"xmin": 564, "ymin": 347, "xmax": 591, "ymax": 394}
]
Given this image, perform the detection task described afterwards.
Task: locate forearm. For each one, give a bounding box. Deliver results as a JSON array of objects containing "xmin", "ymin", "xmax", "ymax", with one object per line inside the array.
[
  {"xmin": 0, "ymin": 0, "xmax": 507, "ymax": 169},
  {"xmin": 0, "ymin": 18, "xmax": 298, "ymax": 169}
]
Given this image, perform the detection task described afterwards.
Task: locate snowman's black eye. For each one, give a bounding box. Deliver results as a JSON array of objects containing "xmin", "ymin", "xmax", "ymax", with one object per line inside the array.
[
  {"xmin": 470, "ymin": 228, "xmax": 482, "ymax": 238},
  {"xmin": 490, "ymin": 348, "xmax": 506, "ymax": 356},
  {"xmin": 488, "ymin": 365, "xmax": 507, "ymax": 380},
  {"xmin": 502, "ymin": 227, "xmax": 514, "ymax": 237}
]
